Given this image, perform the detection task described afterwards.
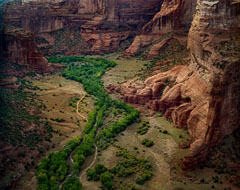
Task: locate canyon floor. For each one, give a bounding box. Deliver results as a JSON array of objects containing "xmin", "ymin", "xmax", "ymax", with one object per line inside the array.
[
  {"xmin": 16, "ymin": 53, "xmax": 239, "ymax": 190},
  {"xmin": 17, "ymin": 74, "xmax": 93, "ymax": 190}
]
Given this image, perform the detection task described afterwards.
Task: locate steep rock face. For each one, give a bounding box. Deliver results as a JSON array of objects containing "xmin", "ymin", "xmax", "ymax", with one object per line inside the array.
[
  {"xmin": 3, "ymin": 0, "xmax": 163, "ymax": 54},
  {"xmin": 183, "ymin": 0, "xmax": 240, "ymax": 170},
  {"xmin": 142, "ymin": 0, "xmax": 196, "ymax": 34},
  {"xmin": 108, "ymin": 65, "xmax": 211, "ymax": 138},
  {"xmin": 108, "ymin": 0, "xmax": 240, "ymax": 170},
  {"xmin": 125, "ymin": 0, "xmax": 197, "ymax": 56},
  {"xmin": 0, "ymin": 26, "xmax": 48, "ymax": 73}
]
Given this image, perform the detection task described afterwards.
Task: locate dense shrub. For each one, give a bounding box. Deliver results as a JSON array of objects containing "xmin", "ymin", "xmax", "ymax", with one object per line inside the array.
[
  {"xmin": 95, "ymin": 164, "xmax": 108, "ymax": 174},
  {"xmin": 136, "ymin": 172, "xmax": 152, "ymax": 185},
  {"xmin": 87, "ymin": 169, "xmax": 99, "ymax": 181},
  {"xmin": 137, "ymin": 121, "xmax": 150, "ymax": 135},
  {"xmin": 87, "ymin": 164, "xmax": 108, "ymax": 181},
  {"xmin": 141, "ymin": 139, "xmax": 154, "ymax": 147},
  {"xmin": 163, "ymin": 130, "xmax": 168, "ymax": 134},
  {"xmin": 112, "ymin": 147, "xmax": 153, "ymax": 185},
  {"xmin": 62, "ymin": 176, "xmax": 82, "ymax": 190},
  {"xmin": 100, "ymin": 172, "xmax": 113, "ymax": 190}
]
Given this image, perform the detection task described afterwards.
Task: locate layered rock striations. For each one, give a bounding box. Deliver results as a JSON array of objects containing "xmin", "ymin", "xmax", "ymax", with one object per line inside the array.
[
  {"xmin": 3, "ymin": 0, "xmax": 163, "ymax": 55},
  {"xmin": 0, "ymin": 25, "xmax": 48, "ymax": 73},
  {"xmin": 183, "ymin": 0, "xmax": 240, "ymax": 170},
  {"xmin": 125, "ymin": 0, "xmax": 197, "ymax": 56},
  {"xmin": 108, "ymin": 0, "xmax": 240, "ymax": 169}
]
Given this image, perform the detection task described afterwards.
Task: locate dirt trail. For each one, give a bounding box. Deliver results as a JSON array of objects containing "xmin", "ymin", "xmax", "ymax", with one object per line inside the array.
[
  {"xmin": 18, "ymin": 75, "xmax": 94, "ymax": 190},
  {"xmin": 79, "ymin": 145, "xmax": 98, "ymax": 180},
  {"xmin": 58, "ymin": 94, "xmax": 88, "ymax": 190},
  {"xmin": 76, "ymin": 94, "xmax": 88, "ymax": 122},
  {"xmin": 79, "ymin": 120, "xmax": 106, "ymax": 189},
  {"xmin": 58, "ymin": 151, "xmax": 75, "ymax": 190},
  {"xmin": 78, "ymin": 143, "xmax": 99, "ymax": 190}
]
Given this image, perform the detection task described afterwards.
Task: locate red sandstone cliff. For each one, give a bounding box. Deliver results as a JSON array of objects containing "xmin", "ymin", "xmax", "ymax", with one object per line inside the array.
[
  {"xmin": 3, "ymin": 0, "xmax": 163, "ymax": 55},
  {"xmin": 125, "ymin": 0, "xmax": 197, "ymax": 56},
  {"xmin": 183, "ymin": 0, "xmax": 240, "ymax": 169},
  {"xmin": 108, "ymin": 0, "xmax": 240, "ymax": 169},
  {"xmin": 0, "ymin": 25, "xmax": 48, "ymax": 73}
]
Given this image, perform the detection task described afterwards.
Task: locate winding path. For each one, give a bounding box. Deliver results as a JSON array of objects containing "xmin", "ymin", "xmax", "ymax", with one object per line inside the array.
[
  {"xmin": 60, "ymin": 93, "xmax": 102, "ymax": 189},
  {"xmin": 79, "ymin": 121, "xmax": 105, "ymax": 189},
  {"xmin": 79, "ymin": 145, "xmax": 98, "ymax": 182},
  {"xmin": 59, "ymin": 93, "xmax": 88, "ymax": 190},
  {"xmin": 76, "ymin": 94, "xmax": 88, "ymax": 122}
]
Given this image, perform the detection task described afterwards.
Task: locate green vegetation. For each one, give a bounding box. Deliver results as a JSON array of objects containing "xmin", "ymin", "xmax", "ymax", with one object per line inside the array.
[
  {"xmin": 37, "ymin": 27, "xmax": 90, "ymax": 56},
  {"xmin": 69, "ymin": 97, "xmax": 80, "ymax": 107},
  {"xmin": 35, "ymin": 37, "xmax": 49, "ymax": 45},
  {"xmin": 96, "ymin": 100, "xmax": 139, "ymax": 150},
  {"xmin": 141, "ymin": 139, "xmax": 154, "ymax": 147},
  {"xmin": 87, "ymin": 146, "xmax": 152, "ymax": 188},
  {"xmin": 50, "ymin": 118, "xmax": 65, "ymax": 123},
  {"xmin": 36, "ymin": 56, "xmax": 139, "ymax": 189},
  {"xmin": 204, "ymin": 132, "xmax": 240, "ymax": 187},
  {"xmin": 137, "ymin": 121, "xmax": 150, "ymax": 135},
  {"xmin": 100, "ymin": 172, "xmax": 113, "ymax": 190},
  {"xmin": 136, "ymin": 35, "xmax": 189, "ymax": 80},
  {"xmin": 36, "ymin": 137, "xmax": 81, "ymax": 189},
  {"xmin": 86, "ymin": 164, "xmax": 113, "ymax": 189},
  {"xmin": 87, "ymin": 164, "xmax": 108, "ymax": 181},
  {"xmin": 0, "ymin": 79, "xmax": 52, "ymax": 148},
  {"xmin": 113, "ymin": 146, "xmax": 153, "ymax": 185},
  {"xmin": 114, "ymin": 147, "xmax": 153, "ymax": 182},
  {"xmin": 162, "ymin": 130, "xmax": 168, "ymax": 134},
  {"xmin": 0, "ymin": 60, "xmax": 55, "ymax": 189},
  {"xmin": 136, "ymin": 173, "xmax": 152, "ymax": 185},
  {"xmin": 63, "ymin": 56, "xmax": 139, "ymax": 170},
  {"xmin": 62, "ymin": 176, "xmax": 82, "ymax": 190}
]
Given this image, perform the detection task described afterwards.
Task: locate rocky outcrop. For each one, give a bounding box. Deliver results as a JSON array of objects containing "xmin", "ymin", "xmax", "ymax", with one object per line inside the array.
[
  {"xmin": 124, "ymin": 34, "xmax": 162, "ymax": 56},
  {"xmin": 0, "ymin": 25, "xmax": 48, "ymax": 72},
  {"xmin": 147, "ymin": 37, "xmax": 173, "ymax": 59},
  {"xmin": 125, "ymin": 0, "xmax": 197, "ymax": 56},
  {"xmin": 109, "ymin": 0, "xmax": 240, "ymax": 170},
  {"xmin": 183, "ymin": 0, "xmax": 240, "ymax": 170},
  {"xmin": 108, "ymin": 65, "xmax": 211, "ymax": 135},
  {"xmin": 3, "ymin": 0, "xmax": 163, "ymax": 55},
  {"xmin": 142, "ymin": 0, "xmax": 196, "ymax": 34}
]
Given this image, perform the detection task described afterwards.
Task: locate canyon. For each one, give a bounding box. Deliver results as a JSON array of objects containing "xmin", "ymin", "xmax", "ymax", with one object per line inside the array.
[
  {"xmin": 113, "ymin": 0, "xmax": 240, "ymax": 170},
  {"xmin": 3, "ymin": 0, "xmax": 163, "ymax": 54},
  {"xmin": 0, "ymin": 0, "xmax": 240, "ymax": 189}
]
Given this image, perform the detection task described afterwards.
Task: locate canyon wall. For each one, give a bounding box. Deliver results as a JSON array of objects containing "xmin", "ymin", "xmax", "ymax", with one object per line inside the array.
[
  {"xmin": 125, "ymin": 0, "xmax": 197, "ymax": 56},
  {"xmin": 3, "ymin": 0, "xmax": 163, "ymax": 55},
  {"xmin": 0, "ymin": 25, "xmax": 48, "ymax": 73},
  {"xmin": 108, "ymin": 0, "xmax": 240, "ymax": 169},
  {"xmin": 183, "ymin": 0, "xmax": 240, "ymax": 169}
]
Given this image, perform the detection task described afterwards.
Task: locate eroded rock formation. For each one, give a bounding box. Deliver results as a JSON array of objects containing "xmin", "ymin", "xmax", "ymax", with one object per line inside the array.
[
  {"xmin": 3, "ymin": 0, "xmax": 163, "ymax": 55},
  {"xmin": 108, "ymin": 0, "xmax": 240, "ymax": 170},
  {"xmin": 125, "ymin": 0, "xmax": 197, "ymax": 56},
  {"xmin": 0, "ymin": 25, "xmax": 48, "ymax": 73},
  {"xmin": 183, "ymin": 0, "xmax": 240, "ymax": 170}
]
